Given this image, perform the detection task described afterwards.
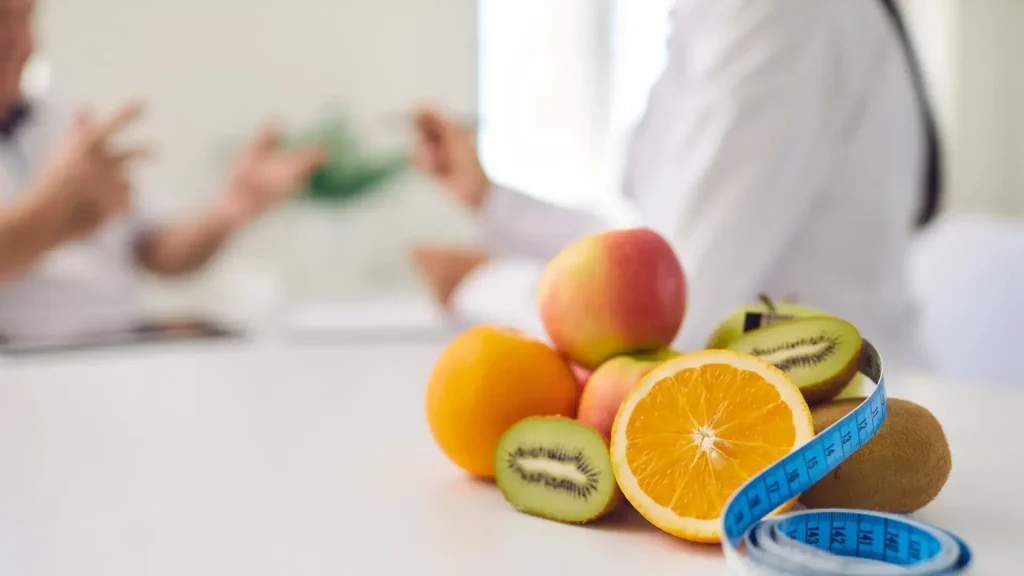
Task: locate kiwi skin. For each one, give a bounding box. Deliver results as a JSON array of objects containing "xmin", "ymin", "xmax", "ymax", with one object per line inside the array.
[
  {"xmin": 494, "ymin": 416, "xmax": 623, "ymax": 524},
  {"xmin": 799, "ymin": 398, "xmax": 952, "ymax": 514}
]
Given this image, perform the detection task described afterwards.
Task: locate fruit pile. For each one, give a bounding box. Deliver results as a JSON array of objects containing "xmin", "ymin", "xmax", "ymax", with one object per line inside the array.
[{"xmin": 425, "ymin": 228, "xmax": 952, "ymax": 544}]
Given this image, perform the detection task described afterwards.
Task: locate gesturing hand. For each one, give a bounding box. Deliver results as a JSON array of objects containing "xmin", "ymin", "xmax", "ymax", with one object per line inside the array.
[
  {"xmin": 413, "ymin": 107, "xmax": 490, "ymax": 210},
  {"xmin": 216, "ymin": 124, "xmax": 326, "ymax": 230},
  {"xmin": 29, "ymin": 101, "xmax": 153, "ymax": 242}
]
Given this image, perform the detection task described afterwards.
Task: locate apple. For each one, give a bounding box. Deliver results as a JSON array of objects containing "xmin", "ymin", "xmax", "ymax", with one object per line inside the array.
[
  {"xmin": 705, "ymin": 299, "xmax": 828, "ymax": 350},
  {"xmin": 566, "ymin": 360, "xmax": 593, "ymax": 390},
  {"xmin": 538, "ymin": 228, "xmax": 686, "ymax": 369},
  {"xmin": 577, "ymin": 349, "xmax": 680, "ymax": 438}
]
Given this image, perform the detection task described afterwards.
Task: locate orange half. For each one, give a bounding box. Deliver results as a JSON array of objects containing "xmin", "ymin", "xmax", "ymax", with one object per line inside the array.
[{"xmin": 609, "ymin": 349, "xmax": 814, "ymax": 543}]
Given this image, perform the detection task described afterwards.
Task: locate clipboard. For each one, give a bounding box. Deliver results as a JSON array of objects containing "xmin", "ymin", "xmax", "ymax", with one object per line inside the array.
[{"xmin": 0, "ymin": 317, "xmax": 246, "ymax": 356}]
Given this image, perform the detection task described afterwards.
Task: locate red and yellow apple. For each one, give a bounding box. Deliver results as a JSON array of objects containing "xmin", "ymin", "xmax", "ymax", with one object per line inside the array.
[
  {"xmin": 537, "ymin": 228, "xmax": 686, "ymax": 369},
  {"xmin": 577, "ymin": 349, "xmax": 680, "ymax": 438},
  {"xmin": 566, "ymin": 360, "xmax": 593, "ymax": 390}
]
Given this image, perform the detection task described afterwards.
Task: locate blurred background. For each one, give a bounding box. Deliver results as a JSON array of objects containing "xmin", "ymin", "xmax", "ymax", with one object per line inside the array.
[
  {"xmin": 31, "ymin": 0, "xmax": 483, "ymax": 318},
  {"xmin": 26, "ymin": 0, "xmax": 1024, "ymax": 355}
]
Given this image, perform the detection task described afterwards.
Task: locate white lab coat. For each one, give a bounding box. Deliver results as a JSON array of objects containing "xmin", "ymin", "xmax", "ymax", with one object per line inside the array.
[
  {"xmin": 453, "ymin": 0, "xmax": 932, "ymax": 371},
  {"xmin": 0, "ymin": 93, "xmax": 152, "ymax": 340}
]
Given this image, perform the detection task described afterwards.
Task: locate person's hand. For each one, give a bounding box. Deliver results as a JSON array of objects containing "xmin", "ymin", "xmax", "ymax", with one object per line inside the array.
[
  {"xmin": 215, "ymin": 124, "xmax": 326, "ymax": 231},
  {"xmin": 26, "ymin": 101, "xmax": 153, "ymax": 243},
  {"xmin": 413, "ymin": 107, "xmax": 490, "ymax": 210},
  {"xmin": 409, "ymin": 244, "xmax": 489, "ymax": 309}
]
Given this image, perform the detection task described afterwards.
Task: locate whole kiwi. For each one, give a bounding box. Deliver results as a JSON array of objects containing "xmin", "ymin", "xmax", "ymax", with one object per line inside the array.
[{"xmin": 799, "ymin": 398, "xmax": 952, "ymax": 513}]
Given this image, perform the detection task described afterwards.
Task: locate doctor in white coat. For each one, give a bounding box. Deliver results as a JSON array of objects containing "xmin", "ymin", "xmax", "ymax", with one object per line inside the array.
[{"xmin": 413, "ymin": 0, "xmax": 941, "ymax": 370}]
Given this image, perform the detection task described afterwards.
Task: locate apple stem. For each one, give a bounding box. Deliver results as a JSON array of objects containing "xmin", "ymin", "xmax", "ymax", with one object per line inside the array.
[{"xmin": 758, "ymin": 293, "xmax": 778, "ymax": 314}]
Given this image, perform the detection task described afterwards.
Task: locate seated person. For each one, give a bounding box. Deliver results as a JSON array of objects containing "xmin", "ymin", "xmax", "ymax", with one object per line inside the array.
[{"xmin": 0, "ymin": 0, "xmax": 324, "ymax": 339}]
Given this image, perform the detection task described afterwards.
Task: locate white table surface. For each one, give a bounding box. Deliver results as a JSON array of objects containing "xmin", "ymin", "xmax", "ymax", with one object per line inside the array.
[{"xmin": 0, "ymin": 332, "xmax": 1019, "ymax": 575}]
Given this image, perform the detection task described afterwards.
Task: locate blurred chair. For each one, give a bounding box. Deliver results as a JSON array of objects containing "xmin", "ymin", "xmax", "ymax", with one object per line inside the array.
[{"xmin": 910, "ymin": 213, "xmax": 1024, "ymax": 386}]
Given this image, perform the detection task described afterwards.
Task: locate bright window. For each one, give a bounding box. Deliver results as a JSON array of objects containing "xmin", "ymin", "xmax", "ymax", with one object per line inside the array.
[
  {"xmin": 605, "ymin": 0, "xmax": 673, "ymax": 183},
  {"xmin": 477, "ymin": 0, "xmax": 672, "ymax": 208}
]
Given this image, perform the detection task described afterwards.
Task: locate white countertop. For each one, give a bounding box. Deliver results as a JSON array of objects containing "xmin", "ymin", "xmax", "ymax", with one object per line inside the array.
[{"xmin": 0, "ymin": 333, "xmax": 1018, "ymax": 575}]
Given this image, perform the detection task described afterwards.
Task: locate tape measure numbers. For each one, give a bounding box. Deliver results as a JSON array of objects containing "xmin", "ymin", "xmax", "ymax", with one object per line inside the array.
[{"xmin": 721, "ymin": 312, "xmax": 973, "ymax": 574}]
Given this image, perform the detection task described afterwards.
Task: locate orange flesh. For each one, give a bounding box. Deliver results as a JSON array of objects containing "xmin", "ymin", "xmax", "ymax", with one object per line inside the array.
[{"xmin": 623, "ymin": 363, "xmax": 797, "ymax": 520}]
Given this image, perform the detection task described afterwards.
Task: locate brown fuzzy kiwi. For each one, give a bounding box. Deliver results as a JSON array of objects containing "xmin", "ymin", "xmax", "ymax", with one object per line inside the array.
[{"xmin": 799, "ymin": 398, "xmax": 952, "ymax": 513}]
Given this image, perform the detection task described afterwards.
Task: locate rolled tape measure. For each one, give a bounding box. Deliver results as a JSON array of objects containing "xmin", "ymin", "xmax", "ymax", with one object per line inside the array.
[{"xmin": 721, "ymin": 312, "xmax": 974, "ymax": 575}]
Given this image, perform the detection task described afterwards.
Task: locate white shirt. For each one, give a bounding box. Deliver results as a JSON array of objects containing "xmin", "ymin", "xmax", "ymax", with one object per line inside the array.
[
  {"xmin": 453, "ymin": 0, "xmax": 931, "ymax": 370},
  {"xmin": 0, "ymin": 94, "xmax": 151, "ymax": 340}
]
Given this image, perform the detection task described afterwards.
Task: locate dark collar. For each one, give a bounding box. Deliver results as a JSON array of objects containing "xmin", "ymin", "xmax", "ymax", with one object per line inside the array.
[{"xmin": 0, "ymin": 100, "xmax": 32, "ymax": 139}]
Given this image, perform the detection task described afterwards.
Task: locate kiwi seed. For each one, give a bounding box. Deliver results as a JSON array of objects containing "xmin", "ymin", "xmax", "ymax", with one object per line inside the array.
[
  {"xmin": 799, "ymin": 398, "xmax": 952, "ymax": 514},
  {"xmin": 494, "ymin": 416, "xmax": 622, "ymax": 524},
  {"xmin": 727, "ymin": 316, "xmax": 863, "ymax": 405}
]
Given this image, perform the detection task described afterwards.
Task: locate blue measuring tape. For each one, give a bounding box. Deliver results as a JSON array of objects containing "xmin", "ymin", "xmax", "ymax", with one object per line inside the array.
[{"xmin": 721, "ymin": 312, "xmax": 973, "ymax": 574}]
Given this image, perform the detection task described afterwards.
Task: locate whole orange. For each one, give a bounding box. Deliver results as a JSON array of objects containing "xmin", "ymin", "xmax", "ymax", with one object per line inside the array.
[{"xmin": 426, "ymin": 325, "xmax": 579, "ymax": 477}]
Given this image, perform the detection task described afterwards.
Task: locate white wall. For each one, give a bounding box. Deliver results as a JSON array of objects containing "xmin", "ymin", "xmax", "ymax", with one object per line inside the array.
[
  {"xmin": 902, "ymin": 0, "xmax": 1024, "ymax": 218},
  {"xmin": 36, "ymin": 0, "xmax": 480, "ymax": 313},
  {"xmin": 946, "ymin": 0, "xmax": 1024, "ymax": 216}
]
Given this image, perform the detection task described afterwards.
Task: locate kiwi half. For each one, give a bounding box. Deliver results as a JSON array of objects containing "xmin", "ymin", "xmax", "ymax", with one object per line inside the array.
[
  {"xmin": 494, "ymin": 416, "xmax": 622, "ymax": 523},
  {"xmin": 726, "ymin": 316, "xmax": 863, "ymax": 405}
]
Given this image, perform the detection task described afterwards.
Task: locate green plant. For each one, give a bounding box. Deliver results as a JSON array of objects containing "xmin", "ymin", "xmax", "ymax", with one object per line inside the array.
[
  {"xmin": 288, "ymin": 112, "xmax": 411, "ymax": 204},
  {"xmin": 218, "ymin": 110, "xmax": 411, "ymax": 206}
]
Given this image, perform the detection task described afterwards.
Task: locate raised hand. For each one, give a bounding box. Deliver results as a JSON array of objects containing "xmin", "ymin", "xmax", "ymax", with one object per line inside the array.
[
  {"xmin": 28, "ymin": 100, "xmax": 153, "ymax": 242},
  {"xmin": 215, "ymin": 124, "xmax": 326, "ymax": 230},
  {"xmin": 413, "ymin": 107, "xmax": 490, "ymax": 210}
]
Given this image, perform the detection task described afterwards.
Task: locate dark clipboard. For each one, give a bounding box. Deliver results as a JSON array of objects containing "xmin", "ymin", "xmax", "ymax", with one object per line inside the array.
[{"xmin": 0, "ymin": 317, "xmax": 246, "ymax": 357}]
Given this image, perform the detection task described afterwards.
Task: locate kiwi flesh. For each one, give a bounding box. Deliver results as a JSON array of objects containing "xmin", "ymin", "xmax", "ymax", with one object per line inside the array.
[
  {"xmin": 727, "ymin": 316, "xmax": 862, "ymax": 405},
  {"xmin": 494, "ymin": 416, "xmax": 622, "ymax": 523},
  {"xmin": 799, "ymin": 398, "xmax": 952, "ymax": 513}
]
